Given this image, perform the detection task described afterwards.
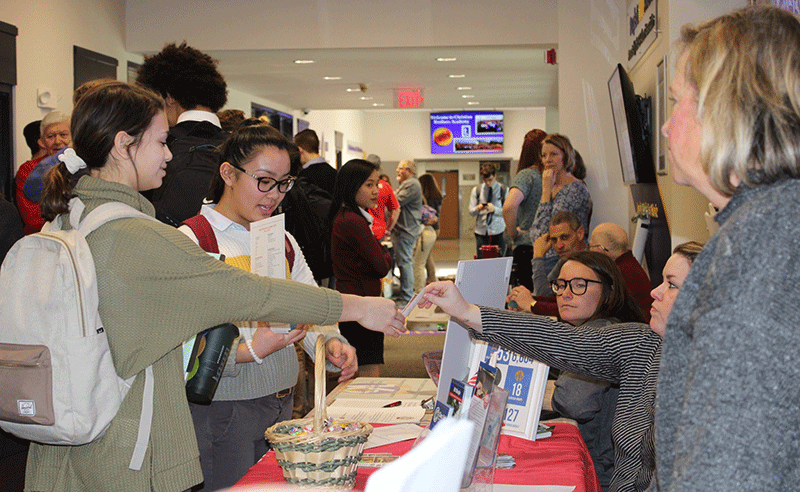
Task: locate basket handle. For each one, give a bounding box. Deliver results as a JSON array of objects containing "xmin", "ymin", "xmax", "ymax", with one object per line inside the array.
[{"xmin": 313, "ymin": 335, "xmax": 327, "ymax": 433}]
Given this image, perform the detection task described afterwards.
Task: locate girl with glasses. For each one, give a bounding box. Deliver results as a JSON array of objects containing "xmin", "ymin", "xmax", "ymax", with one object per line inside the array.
[
  {"xmin": 178, "ymin": 123, "xmax": 359, "ymax": 491},
  {"xmin": 31, "ymin": 82, "xmax": 404, "ymax": 492},
  {"xmin": 331, "ymin": 159, "xmax": 394, "ymax": 378},
  {"xmin": 418, "ymin": 243, "xmax": 703, "ymax": 492}
]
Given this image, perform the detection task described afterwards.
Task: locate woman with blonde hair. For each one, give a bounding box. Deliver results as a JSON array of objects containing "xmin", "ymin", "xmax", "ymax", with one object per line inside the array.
[{"xmin": 656, "ymin": 6, "xmax": 800, "ymax": 491}]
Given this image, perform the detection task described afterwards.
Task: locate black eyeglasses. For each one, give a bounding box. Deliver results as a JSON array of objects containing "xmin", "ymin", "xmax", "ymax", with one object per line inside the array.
[
  {"xmin": 590, "ymin": 243, "xmax": 610, "ymax": 253},
  {"xmin": 550, "ymin": 278, "xmax": 603, "ymax": 296},
  {"xmin": 231, "ymin": 163, "xmax": 295, "ymax": 193}
]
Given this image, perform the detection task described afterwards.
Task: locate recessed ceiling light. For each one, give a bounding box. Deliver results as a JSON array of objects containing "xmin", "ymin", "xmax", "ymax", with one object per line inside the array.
[
  {"xmin": 437, "ymin": 57, "xmax": 457, "ymax": 62},
  {"xmin": 346, "ymin": 88, "xmax": 360, "ymax": 92},
  {"xmin": 372, "ymin": 103, "xmax": 385, "ymax": 107},
  {"xmin": 360, "ymin": 96, "xmax": 373, "ymax": 100},
  {"xmin": 323, "ymin": 76, "xmax": 341, "ymax": 80},
  {"xmin": 462, "ymin": 94, "xmax": 475, "ymax": 99},
  {"xmin": 457, "ymin": 86, "xmax": 472, "ymax": 91},
  {"xmin": 449, "ymin": 74, "xmax": 466, "ymax": 78},
  {"xmin": 467, "ymin": 101, "xmax": 480, "ymax": 105},
  {"xmin": 294, "ymin": 59, "xmax": 315, "ymax": 64}
]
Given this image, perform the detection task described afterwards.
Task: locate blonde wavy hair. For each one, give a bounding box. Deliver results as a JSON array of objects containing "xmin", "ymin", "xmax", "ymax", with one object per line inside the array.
[{"xmin": 679, "ymin": 5, "xmax": 800, "ymax": 196}]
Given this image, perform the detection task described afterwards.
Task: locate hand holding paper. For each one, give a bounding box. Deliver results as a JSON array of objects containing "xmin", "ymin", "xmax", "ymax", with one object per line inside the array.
[{"xmin": 419, "ymin": 281, "xmax": 483, "ymax": 331}]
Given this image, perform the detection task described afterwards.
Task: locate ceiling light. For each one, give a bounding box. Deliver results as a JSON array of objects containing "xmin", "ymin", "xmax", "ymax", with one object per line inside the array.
[
  {"xmin": 294, "ymin": 59, "xmax": 315, "ymax": 64},
  {"xmin": 323, "ymin": 76, "xmax": 341, "ymax": 80},
  {"xmin": 457, "ymin": 86, "xmax": 472, "ymax": 91},
  {"xmin": 346, "ymin": 88, "xmax": 359, "ymax": 92},
  {"xmin": 449, "ymin": 74, "xmax": 465, "ymax": 78},
  {"xmin": 360, "ymin": 96, "xmax": 373, "ymax": 100},
  {"xmin": 462, "ymin": 94, "xmax": 475, "ymax": 99},
  {"xmin": 372, "ymin": 103, "xmax": 385, "ymax": 107},
  {"xmin": 467, "ymin": 101, "xmax": 480, "ymax": 105},
  {"xmin": 437, "ymin": 57, "xmax": 457, "ymax": 62}
]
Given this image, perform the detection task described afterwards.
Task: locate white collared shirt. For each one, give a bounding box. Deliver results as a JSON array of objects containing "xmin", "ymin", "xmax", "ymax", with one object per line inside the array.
[{"xmin": 176, "ymin": 110, "xmax": 222, "ymax": 128}]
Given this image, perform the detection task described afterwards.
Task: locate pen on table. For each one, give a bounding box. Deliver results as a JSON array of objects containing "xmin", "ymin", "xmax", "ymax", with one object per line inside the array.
[{"xmin": 382, "ymin": 400, "xmax": 402, "ymax": 408}]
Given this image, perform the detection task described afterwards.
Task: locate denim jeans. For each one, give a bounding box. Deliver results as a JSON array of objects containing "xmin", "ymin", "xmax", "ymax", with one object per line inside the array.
[{"xmin": 391, "ymin": 229, "xmax": 418, "ymax": 301}]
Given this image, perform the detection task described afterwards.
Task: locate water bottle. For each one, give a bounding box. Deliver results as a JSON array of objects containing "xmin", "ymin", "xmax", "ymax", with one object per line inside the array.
[{"xmin": 185, "ymin": 323, "xmax": 240, "ymax": 404}]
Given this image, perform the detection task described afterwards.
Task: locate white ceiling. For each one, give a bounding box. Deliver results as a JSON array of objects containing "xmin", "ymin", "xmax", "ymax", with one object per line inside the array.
[{"xmin": 206, "ymin": 45, "xmax": 559, "ymax": 112}]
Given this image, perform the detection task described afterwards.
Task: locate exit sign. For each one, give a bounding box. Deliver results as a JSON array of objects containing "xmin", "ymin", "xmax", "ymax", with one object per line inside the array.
[{"xmin": 395, "ymin": 89, "xmax": 424, "ymax": 108}]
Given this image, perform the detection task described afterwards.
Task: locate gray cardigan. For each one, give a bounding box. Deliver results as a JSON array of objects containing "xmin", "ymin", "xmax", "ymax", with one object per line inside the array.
[{"xmin": 656, "ymin": 179, "xmax": 800, "ymax": 490}]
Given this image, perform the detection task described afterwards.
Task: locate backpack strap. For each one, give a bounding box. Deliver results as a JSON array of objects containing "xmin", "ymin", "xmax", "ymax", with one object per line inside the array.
[
  {"xmin": 128, "ymin": 365, "xmax": 153, "ymax": 470},
  {"xmin": 68, "ymin": 198, "xmax": 157, "ymax": 471},
  {"xmin": 182, "ymin": 214, "xmax": 219, "ymax": 254}
]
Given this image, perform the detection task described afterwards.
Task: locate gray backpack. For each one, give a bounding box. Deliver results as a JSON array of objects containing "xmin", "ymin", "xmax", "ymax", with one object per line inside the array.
[{"xmin": 0, "ymin": 198, "xmax": 155, "ymax": 470}]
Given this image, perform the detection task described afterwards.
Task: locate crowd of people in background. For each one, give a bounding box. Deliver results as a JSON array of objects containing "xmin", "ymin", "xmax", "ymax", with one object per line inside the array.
[{"xmin": 4, "ymin": 6, "xmax": 800, "ymax": 491}]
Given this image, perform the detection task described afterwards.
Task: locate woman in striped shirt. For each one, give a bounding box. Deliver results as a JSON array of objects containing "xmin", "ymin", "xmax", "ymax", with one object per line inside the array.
[{"xmin": 421, "ymin": 242, "xmax": 703, "ymax": 492}]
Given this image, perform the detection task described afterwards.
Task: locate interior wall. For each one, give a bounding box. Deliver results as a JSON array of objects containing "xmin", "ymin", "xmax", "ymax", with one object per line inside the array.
[
  {"xmin": 361, "ymin": 108, "xmax": 547, "ymax": 163},
  {"xmin": 3, "ymin": 0, "xmax": 131, "ymax": 170},
  {"xmin": 556, "ymin": 0, "xmax": 630, "ymax": 233},
  {"xmin": 624, "ymin": 0, "xmax": 745, "ymax": 247}
]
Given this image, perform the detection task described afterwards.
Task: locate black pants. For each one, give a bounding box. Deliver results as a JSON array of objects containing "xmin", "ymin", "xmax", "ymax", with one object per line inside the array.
[{"xmin": 510, "ymin": 245, "xmax": 533, "ymax": 290}]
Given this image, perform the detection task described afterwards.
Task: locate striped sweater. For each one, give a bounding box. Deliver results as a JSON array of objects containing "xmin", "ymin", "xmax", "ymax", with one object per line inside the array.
[{"xmin": 472, "ymin": 307, "xmax": 661, "ymax": 492}]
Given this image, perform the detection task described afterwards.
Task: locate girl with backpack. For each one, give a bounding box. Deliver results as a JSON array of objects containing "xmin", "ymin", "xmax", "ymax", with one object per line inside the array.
[
  {"xmin": 31, "ymin": 81, "xmax": 405, "ymax": 492},
  {"xmin": 178, "ymin": 123, "xmax": 358, "ymax": 491},
  {"xmin": 331, "ymin": 159, "xmax": 394, "ymax": 378}
]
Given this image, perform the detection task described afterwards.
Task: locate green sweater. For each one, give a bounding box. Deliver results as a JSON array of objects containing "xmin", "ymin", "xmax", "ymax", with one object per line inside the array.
[{"xmin": 25, "ymin": 177, "xmax": 342, "ymax": 492}]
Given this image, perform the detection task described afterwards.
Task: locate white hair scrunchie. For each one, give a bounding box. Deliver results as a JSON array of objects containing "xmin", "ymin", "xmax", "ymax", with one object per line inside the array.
[{"xmin": 59, "ymin": 148, "xmax": 87, "ymax": 175}]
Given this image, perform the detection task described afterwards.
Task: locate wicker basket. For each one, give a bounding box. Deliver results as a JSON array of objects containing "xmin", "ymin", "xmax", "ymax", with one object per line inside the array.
[{"xmin": 265, "ymin": 336, "xmax": 373, "ymax": 488}]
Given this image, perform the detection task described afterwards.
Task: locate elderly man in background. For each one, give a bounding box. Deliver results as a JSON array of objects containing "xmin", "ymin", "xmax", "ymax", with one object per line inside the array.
[
  {"xmin": 15, "ymin": 111, "xmax": 71, "ymax": 234},
  {"xmin": 589, "ymin": 222, "xmax": 652, "ymax": 321},
  {"xmin": 391, "ymin": 160, "xmax": 422, "ymax": 305}
]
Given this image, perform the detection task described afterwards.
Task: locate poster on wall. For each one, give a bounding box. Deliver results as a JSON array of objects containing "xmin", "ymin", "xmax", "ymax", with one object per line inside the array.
[{"xmin": 627, "ymin": 0, "xmax": 658, "ymax": 70}]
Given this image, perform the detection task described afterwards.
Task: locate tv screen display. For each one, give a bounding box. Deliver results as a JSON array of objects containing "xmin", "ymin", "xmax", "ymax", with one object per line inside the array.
[
  {"xmin": 430, "ymin": 111, "xmax": 503, "ymax": 154},
  {"xmin": 608, "ymin": 64, "xmax": 655, "ymax": 184}
]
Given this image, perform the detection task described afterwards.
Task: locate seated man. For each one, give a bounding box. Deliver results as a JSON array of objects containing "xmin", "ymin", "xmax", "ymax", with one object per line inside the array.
[
  {"xmin": 589, "ymin": 222, "xmax": 653, "ymax": 321},
  {"xmin": 507, "ymin": 210, "xmax": 586, "ymax": 317}
]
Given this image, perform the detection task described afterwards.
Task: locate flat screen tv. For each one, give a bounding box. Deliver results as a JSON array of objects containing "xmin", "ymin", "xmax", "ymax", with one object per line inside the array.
[
  {"xmin": 251, "ymin": 103, "xmax": 294, "ymax": 140},
  {"xmin": 608, "ymin": 63, "xmax": 655, "ymax": 184},
  {"xmin": 430, "ymin": 111, "xmax": 503, "ymax": 154}
]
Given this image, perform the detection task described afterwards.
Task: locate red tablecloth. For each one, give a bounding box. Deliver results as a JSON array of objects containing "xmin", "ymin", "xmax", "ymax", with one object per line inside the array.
[{"xmin": 233, "ymin": 422, "xmax": 601, "ymax": 492}]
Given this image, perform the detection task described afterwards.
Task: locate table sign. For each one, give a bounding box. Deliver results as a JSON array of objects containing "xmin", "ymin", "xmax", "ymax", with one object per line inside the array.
[{"xmin": 469, "ymin": 342, "xmax": 549, "ymax": 441}]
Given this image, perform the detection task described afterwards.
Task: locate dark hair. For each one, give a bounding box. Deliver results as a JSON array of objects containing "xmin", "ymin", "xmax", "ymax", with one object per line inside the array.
[
  {"xmin": 40, "ymin": 82, "xmax": 165, "ymax": 221},
  {"xmin": 23, "ymin": 120, "xmax": 41, "ymax": 156},
  {"xmin": 217, "ymin": 109, "xmax": 246, "ymax": 133},
  {"xmin": 293, "ymin": 129, "xmax": 320, "ymax": 154},
  {"xmin": 517, "ymin": 129, "xmax": 547, "ymax": 173},
  {"xmin": 330, "ymin": 159, "xmax": 377, "ymax": 221},
  {"xmin": 418, "ymin": 173, "xmax": 443, "ymax": 202},
  {"xmin": 136, "ymin": 42, "xmax": 228, "ymax": 112},
  {"xmin": 479, "ymin": 161, "xmax": 498, "ymax": 178},
  {"xmin": 572, "ymin": 150, "xmax": 587, "ymax": 180},
  {"xmin": 543, "ymin": 133, "xmax": 576, "ymax": 173},
  {"xmin": 673, "ymin": 241, "xmax": 704, "ymax": 264},
  {"xmin": 550, "ymin": 210, "xmax": 581, "ymax": 231},
  {"xmin": 206, "ymin": 124, "xmax": 293, "ymax": 203},
  {"xmin": 73, "ymin": 79, "xmax": 118, "ymax": 105},
  {"xmin": 557, "ymin": 250, "xmax": 645, "ymax": 324}
]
